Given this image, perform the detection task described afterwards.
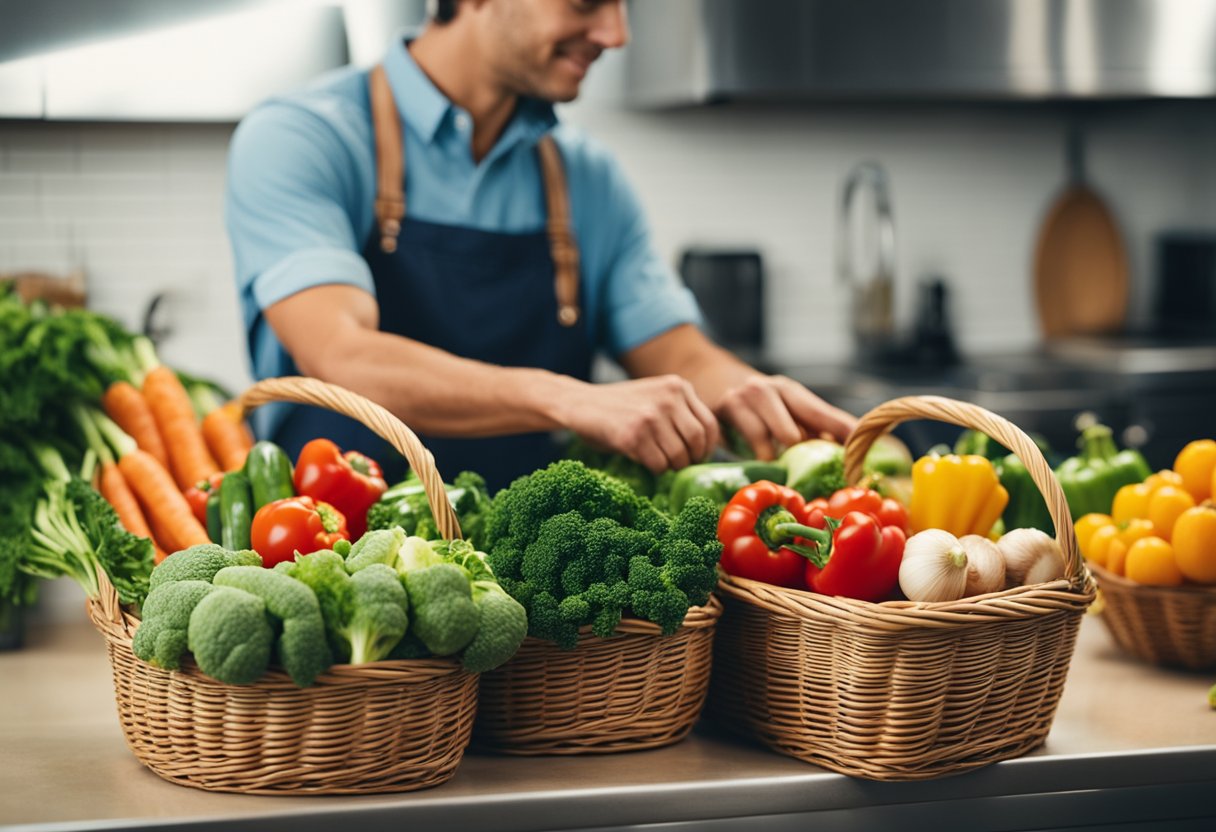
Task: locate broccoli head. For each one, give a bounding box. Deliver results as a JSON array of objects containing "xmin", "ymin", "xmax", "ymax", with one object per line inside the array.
[
  {"xmin": 149, "ymin": 544, "xmax": 261, "ymax": 591},
  {"xmin": 212, "ymin": 566, "xmax": 332, "ymax": 687},
  {"xmin": 460, "ymin": 579, "xmax": 528, "ymax": 673},
  {"xmin": 131, "ymin": 580, "xmax": 214, "ymax": 670},
  {"xmin": 483, "ymin": 462, "xmax": 721, "ymax": 648},
  {"xmin": 187, "ymin": 586, "xmax": 274, "ymax": 685},
  {"xmin": 344, "ymin": 564, "xmax": 410, "ymax": 664}
]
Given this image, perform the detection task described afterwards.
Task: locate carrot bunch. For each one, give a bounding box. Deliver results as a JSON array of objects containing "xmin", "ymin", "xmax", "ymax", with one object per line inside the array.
[{"xmin": 93, "ymin": 354, "xmax": 254, "ymax": 561}]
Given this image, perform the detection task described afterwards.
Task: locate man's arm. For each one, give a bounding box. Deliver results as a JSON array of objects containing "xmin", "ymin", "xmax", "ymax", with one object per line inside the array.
[
  {"xmin": 265, "ymin": 285, "xmax": 718, "ymax": 471},
  {"xmin": 620, "ymin": 324, "xmax": 857, "ymax": 461}
]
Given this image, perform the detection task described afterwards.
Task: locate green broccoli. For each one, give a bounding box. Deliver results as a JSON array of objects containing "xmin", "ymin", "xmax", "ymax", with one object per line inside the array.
[
  {"xmin": 430, "ymin": 539, "xmax": 527, "ymax": 672},
  {"xmin": 344, "ymin": 564, "xmax": 410, "ymax": 663},
  {"xmin": 131, "ymin": 580, "xmax": 215, "ymax": 670},
  {"xmin": 187, "ymin": 586, "xmax": 274, "ymax": 685},
  {"xmin": 346, "ymin": 531, "xmax": 480, "ymax": 657},
  {"xmin": 398, "ymin": 538, "xmax": 479, "ymax": 656},
  {"xmin": 483, "ymin": 462, "xmax": 722, "ymax": 647},
  {"xmin": 149, "ymin": 544, "xmax": 261, "ymax": 591},
  {"xmin": 211, "ymin": 566, "xmax": 332, "ymax": 687},
  {"xmin": 280, "ymin": 549, "xmax": 353, "ymax": 658}
]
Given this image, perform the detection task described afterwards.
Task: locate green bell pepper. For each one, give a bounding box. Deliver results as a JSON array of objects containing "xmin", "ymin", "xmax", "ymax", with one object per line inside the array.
[
  {"xmin": 1054, "ymin": 424, "xmax": 1151, "ymax": 519},
  {"xmin": 662, "ymin": 461, "xmax": 787, "ymax": 513}
]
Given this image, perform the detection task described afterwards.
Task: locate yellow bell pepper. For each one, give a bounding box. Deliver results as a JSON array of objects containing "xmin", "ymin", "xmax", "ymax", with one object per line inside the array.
[
  {"xmin": 910, "ymin": 454, "xmax": 1008, "ymax": 537},
  {"xmin": 1172, "ymin": 503, "xmax": 1216, "ymax": 584}
]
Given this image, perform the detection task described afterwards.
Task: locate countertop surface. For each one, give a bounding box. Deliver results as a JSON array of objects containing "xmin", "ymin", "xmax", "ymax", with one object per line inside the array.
[{"xmin": 2, "ymin": 613, "xmax": 1215, "ymax": 832}]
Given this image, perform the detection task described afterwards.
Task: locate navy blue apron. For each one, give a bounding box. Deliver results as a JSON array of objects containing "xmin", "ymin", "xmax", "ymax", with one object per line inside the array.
[{"xmin": 273, "ymin": 65, "xmax": 592, "ymax": 493}]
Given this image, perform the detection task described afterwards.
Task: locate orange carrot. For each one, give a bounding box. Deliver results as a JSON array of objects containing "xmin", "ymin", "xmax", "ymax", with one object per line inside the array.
[
  {"xmin": 202, "ymin": 401, "xmax": 255, "ymax": 472},
  {"xmin": 142, "ymin": 365, "xmax": 220, "ymax": 490},
  {"xmin": 98, "ymin": 461, "xmax": 167, "ymax": 563},
  {"xmin": 103, "ymin": 381, "xmax": 169, "ymax": 469},
  {"xmin": 118, "ymin": 448, "xmax": 210, "ymax": 553}
]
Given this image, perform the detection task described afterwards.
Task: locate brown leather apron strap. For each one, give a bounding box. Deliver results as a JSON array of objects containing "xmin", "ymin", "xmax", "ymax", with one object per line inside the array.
[
  {"xmin": 370, "ymin": 65, "xmax": 405, "ymax": 254},
  {"xmin": 369, "ymin": 64, "xmax": 580, "ymax": 325},
  {"xmin": 536, "ymin": 135, "xmax": 581, "ymax": 327}
]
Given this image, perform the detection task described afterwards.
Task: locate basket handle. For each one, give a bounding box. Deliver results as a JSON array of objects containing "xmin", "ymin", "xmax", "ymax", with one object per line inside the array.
[
  {"xmin": 236, "ymin": 376, "xmax": 462, "ymax": 541},
  {"xmin": 842, "ymin": 395, "xmax": 1087, "ymax": 590}
]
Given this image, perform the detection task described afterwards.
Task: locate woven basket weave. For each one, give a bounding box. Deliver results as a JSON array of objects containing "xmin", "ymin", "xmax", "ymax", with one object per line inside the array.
[
  {"xmin": 86, "ymin": 376, "xmax": 479, "ymax": 794},
  {"xmin": 1089, "ymin": 563, "xmax": 1216, "ymax": 669},
  {"xmin": 473, "ymin": 597, "xmax": 722, "ymax": 755},
  {"xmin": 706, "ymin": 395, "xmax": 1096, "ymax": 781}
]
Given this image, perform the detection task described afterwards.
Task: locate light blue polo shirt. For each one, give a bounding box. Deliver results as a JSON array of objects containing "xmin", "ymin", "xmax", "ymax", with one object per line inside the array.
[{"xmin": 225, "ymin": 31, "xmax": 701, "ymax": 438}]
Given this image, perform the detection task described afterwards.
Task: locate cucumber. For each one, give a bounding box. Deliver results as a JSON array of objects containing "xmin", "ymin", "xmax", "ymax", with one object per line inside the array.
[
  {"xmin": 244, "ymin": 441, "xmax": 295, "ymax": 510},
  {"xmin": 205, "ymin": 491, "xmax": 223, "ymax": 544},
  {"xmin": 219, "ymin": 471, "xmax": 254, "ymax": 551}
]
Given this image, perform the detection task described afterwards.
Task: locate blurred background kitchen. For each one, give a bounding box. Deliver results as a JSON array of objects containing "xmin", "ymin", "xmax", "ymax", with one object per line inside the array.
[{"xmin": 3, "ymin": 0, "xmax": 1216, "ymax": 468}]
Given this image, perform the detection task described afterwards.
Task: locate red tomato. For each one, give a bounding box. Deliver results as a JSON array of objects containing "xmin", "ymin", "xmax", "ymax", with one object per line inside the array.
[
  {"xmin": 250, "ymin": 495, "xmax": 349, "ymax": 567},
  {"xmin": 826, "ymin": 486, "xmax": 909, "ymax": 534},
  {"xmin": 184, "ymin": 472, "xmax": 225, "ymax": 526}
]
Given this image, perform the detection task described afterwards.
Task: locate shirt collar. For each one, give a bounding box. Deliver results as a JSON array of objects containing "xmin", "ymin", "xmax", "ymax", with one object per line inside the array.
[{"xmin": 382, "ymin": 28, "xmax": 558, "ymax": 148}]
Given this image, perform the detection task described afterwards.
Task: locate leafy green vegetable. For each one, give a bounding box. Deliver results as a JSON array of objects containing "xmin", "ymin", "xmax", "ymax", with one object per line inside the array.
[
  {"xmin": 19, "ymin": 446, "xmax": 154, "ymax": 605},
  {"xmin": 366, "ymin": 470, "xmax": 491, "ymax": 546}
]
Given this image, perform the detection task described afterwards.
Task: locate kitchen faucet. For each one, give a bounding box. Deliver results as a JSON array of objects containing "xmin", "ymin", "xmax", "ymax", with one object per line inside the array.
[{"xmin": 836, "ymin": 160, "xmax": 897, "ymax": 365}]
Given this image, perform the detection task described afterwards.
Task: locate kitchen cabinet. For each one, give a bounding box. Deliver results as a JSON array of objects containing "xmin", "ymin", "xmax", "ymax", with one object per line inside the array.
[{"xmin": 1, "ymin": 615, "xmax": 1214, "ymax": 832}]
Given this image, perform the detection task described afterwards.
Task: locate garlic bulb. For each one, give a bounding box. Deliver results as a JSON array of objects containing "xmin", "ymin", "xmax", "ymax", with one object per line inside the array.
[
  {"xmin": 959, "ymin": 535, "xmax": 1005, "ymax": 596},
  {"xmin": 998, "ymin": 528, "xmax": 1065, "ymax": 587},
  {"xmin": 899, "ymin": 529, "xmax": 969, "ymax": 602}
]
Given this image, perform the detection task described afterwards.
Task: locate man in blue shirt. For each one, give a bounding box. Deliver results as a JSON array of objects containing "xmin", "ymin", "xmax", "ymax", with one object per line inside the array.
[{"xmin": 226, "ymin": 0, "xmax": 854, "ymax": 490}]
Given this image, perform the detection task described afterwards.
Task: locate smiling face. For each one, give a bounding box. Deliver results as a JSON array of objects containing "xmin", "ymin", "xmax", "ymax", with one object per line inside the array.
[{"xmin": 474, "ymin": 0, "xmax": 629, "ymax": 102}]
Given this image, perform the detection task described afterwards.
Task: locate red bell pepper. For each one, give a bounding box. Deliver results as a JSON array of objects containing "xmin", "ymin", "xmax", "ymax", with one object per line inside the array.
[
  {"xmin": 803, "ymin": 510, "xmax": 906, "ymax": 602},
  {"xmin": 717, "ymin": 481, "xmax": 834, "ymax": 589},
  {"xmin": 293, "ymin": 439, "xmax": 387, "ymax": 539},
  {"xmin": 825, "ymin": 486, "xmax": 910, "ymax": 534},
  {"xmin": 250, "ymin": 495, "xmax": 350, "ymax": 567},
  {"xmin": 184, "ymin": 472, "xmax": 225, "ymax": 526}
]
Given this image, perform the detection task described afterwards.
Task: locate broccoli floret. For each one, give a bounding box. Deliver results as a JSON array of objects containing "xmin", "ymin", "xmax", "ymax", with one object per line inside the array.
[
  {"xmin": 345, "ymin": 564, "xmax": 409, "ymax": 664},
  {"xmin": 460, "ymin": 579, "xmax": 528, "ymax": 673},
  {"xmin": 187, "ymin": 586, "xmax": 274, "ymax": 685},
  {"xmin": 402, "ymin": 561, "xmax": 478, "ymax": 656},
  {"xmin": 149, "ymin": 544, "xmax": 261, "ymax": 591},
  {"xmin": 212, "ymin": 566, "xmax": 332, "ymax": 687},
  {"xmin": 345, "ymin": 527, "xmax": 408, "ymax": 573},
  {"xmin": 131, "ymin": 580, "xmax": 214, "ymax": 670},
  {"xmin": 284, "ymin": 549, "xmax": 354, "ymax": 659}
]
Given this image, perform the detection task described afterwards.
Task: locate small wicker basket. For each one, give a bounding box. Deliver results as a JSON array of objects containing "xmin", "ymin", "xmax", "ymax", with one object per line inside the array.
[
  {"xmin": 473, "ymin": 598, "xmax": 722, "ymax": 755},
  {"xmin": 86, "ymin": 376, "xmax": 479, "ymax": 794},
  {"xmin": 706, "ymin": 395, "xmax": 1097, "ymax": 781},
  {"xmin": 1089, "ymin": 563, "xmax": 1216, "ymax": 669}
]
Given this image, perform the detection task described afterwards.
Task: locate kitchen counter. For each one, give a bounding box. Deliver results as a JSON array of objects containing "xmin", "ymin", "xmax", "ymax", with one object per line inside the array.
[{"xmin": 2, "ymin": 615, "xmax": 1215, "ymax": 832}]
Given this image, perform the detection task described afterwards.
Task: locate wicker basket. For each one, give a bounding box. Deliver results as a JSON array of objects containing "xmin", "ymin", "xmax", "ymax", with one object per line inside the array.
[
  {"xmin": 706, "ymin": 395, "xmax": 1097, "ymax": 781},
  {"xmin": 473, "ymin": 598, "xmax": 722, "ymax": 755},
  {"xmin": 1089, "ymin": 563, "xmax": 1216, "ymax": 669},
  {"xmin": 86, "ymin": 376, "xmax": 479, "ymax": 794}
]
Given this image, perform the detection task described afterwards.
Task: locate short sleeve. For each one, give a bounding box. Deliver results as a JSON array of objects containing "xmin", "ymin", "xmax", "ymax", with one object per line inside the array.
[{"xmin": 225, "ymin": 102, "xmax": 374, "ymax": 312}]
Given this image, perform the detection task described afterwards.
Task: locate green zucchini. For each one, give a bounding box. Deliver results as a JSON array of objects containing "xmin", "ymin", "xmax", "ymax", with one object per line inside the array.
[
  {"xmin": 219, "ymin": 471, "xmax": 254, "ymax": 551},
  {"xmin": 244, "ymin": 440, "xmax": 295, "ymax": 509},
  {"xmin": 205, "ymin": 491, "xmax": 223, "ymax": 544}
]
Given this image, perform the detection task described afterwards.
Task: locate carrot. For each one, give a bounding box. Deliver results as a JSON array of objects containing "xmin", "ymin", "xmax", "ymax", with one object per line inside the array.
[
  {"xmin": 202, "ymin": 401, "xmax": 255, "ymax": 471},
  {"xmin": 142, "ymin": 365, "xmax": 220, "ymax": 490},
  {"xmin": 103, "ymin": 381, "xmax": 169, "ymax": 469},
  {"xmin": 98, "ymin": 462, "xmax": 168, "ymax": 563},
  {"xmin": 118, "ymin": 448, "xmax": 211, "ymax": 553}
]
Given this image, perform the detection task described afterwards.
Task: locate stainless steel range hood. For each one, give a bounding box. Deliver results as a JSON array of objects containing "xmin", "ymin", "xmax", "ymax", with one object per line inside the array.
[{"xmin": 625, "ymin": 0, "xmax": 1216, "ymax": 107}]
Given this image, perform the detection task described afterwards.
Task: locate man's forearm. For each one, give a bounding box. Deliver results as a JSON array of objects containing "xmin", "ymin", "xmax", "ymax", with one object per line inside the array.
[{"xmin": 312, "ymin": 325, "xmax": 583, "ymax": 437}]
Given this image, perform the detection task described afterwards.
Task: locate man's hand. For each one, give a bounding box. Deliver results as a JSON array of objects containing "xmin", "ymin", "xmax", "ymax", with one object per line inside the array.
[
  {"xmin": 555, "ymin": 375, "xmax": 720, "ymax": 473},
  {"xmin": 715, "ymin": 374, "xmax": 857, "ymax": 461}
]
